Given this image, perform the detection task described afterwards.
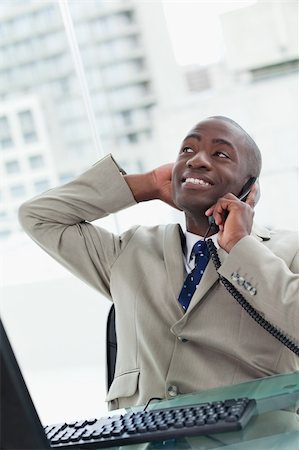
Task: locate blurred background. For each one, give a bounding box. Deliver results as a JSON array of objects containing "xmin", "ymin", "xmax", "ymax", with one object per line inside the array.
[{"xmin": 0, "ymin": 0, "xmax": 298, "ymax": 424}]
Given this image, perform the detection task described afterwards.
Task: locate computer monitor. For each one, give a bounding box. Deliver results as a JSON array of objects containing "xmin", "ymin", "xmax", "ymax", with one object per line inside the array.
[{"xmin": 0, "ymin": 317, "xmax": 50, "ymax": 449}]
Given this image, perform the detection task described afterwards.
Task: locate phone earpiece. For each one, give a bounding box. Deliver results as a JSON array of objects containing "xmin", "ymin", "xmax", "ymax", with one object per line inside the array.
[{"xmin": 237, "ymin": 177, "xmax": 257, "ymax": 202}]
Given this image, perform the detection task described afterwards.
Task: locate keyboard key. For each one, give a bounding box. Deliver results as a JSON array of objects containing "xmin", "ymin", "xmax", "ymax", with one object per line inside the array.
[
  {"xmin": 91, "ymin": 430, "xmax": 104, "ymax": 439},
  {"xmin": 74, "ymin": 420, "xmax": 87, "ymax": 428},
  {"xmin": 195, "ymin": 418, "xmax": 206, "ymax": 426},
  {"xmin": 206, "ymin": 417, "xmax": 217, "ymax": 424},
  {"xmin": 137, "ymin": 425, "xmax": 148, "ymax": 433},
  {"xmin": 185, "ymin": 419, "xmax": 195, "ymax": 427},
  {"xmin": 112, "ymin": 428, "xmax": 123, "ymax": 436},
  {"xmin": 86, "ymin": 418, "xmax": 97, "ymax": 425},
  {"xmin": 81, "ymin": 430, "xmax": 95, "ymax": 440},
  {"xmin": 226, "ymin": 415, "xmax": 239, "ymax": 422},
  {"xmin": 59, "ymin": 434, "xmax": 71, "ymax": 443},
  {"xmin": 101, "ymin": 430, "xmax": 112, "ymax": 438}
]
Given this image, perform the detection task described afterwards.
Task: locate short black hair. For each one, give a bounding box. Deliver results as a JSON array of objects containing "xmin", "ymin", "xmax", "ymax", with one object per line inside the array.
[{"xmin": 208, "ymin": 115, "xmax": 262, "ymax": 177}]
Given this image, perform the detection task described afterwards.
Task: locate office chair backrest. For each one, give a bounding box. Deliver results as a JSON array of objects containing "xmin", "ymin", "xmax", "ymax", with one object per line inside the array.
[{"xmin": 106, "ymin": 304, "xmax": 117, "ymax": 391}]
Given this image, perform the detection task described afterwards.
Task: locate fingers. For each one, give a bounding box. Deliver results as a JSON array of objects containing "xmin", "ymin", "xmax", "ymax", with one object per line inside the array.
[
  {"xmin": 206, "ymin": 183, "xmax": 259, "ymax": 219},
  {"xmin": 205, "ymin": 193, "xmax": 235, "ymax": 223},
  {"xmin": 208, "ymin": 195, "xmax": 237, "ymax": 226},
  {"xmin": 205, "ymin": 190, "xmax": 256, "ymax": 228}
]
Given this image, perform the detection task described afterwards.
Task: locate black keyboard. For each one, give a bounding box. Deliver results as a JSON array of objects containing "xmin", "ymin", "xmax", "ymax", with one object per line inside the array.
[{"xmin": 45, "ymin": 397, "xmax": 256, "ymax": 448}]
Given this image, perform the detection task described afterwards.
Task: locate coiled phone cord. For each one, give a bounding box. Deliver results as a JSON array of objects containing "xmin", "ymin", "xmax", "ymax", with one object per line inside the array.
[{"xmin": 205, "ymin": 238, "xmax": 299, "ymax": 357}]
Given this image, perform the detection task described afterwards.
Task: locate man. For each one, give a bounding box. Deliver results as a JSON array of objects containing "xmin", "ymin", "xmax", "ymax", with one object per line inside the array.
[{"xmin": 19, "ymin": 116, "xmax": 299, "ymax": 411}]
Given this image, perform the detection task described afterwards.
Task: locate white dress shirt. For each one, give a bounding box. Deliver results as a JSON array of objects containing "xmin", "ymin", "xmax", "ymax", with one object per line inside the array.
[{"xmin": 183, "ymin": 231, "xmax": 219, "ymax": 274}]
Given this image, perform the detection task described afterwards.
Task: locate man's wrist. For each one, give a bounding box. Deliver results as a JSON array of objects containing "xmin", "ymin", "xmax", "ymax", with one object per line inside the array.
[
  {"xmin": 222, "ymin": 233, "xmax": 249, "ymax": 253},
  {"xmin": 123, "ymin": 172, "xmax": 158, "ymax": 203}
]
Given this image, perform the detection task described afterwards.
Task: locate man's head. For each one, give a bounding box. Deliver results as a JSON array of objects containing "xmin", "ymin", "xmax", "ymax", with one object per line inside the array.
[{"xmin": 172, "ymin": 116, "xmax": 262, "ymax": 217}]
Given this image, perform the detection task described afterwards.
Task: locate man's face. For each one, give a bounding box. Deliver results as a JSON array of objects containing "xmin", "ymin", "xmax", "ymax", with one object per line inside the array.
[{"xmin": 172, "ymin": 118, "xmax": 251, "ymax": 214}]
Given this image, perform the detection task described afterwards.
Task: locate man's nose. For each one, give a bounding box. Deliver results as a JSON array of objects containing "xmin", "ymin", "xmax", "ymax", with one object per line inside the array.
[{"xmin": 186, "ymin": 151, "xmax": 212, "ymax": 169}]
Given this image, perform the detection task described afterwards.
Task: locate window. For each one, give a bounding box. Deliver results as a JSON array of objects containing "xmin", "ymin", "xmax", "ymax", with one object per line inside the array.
[
  {"xmin": 0, "ymin": 230, "xmax": 11, "ymax": 239},
  {"xmin": 102, "ymin": 59, "xmax": 144, "ymax": 85},
  {"xmin": 29, "ymin": 154, "xmax": 45, "ymax": 169},
  {"xmin": 10, "ymin": 184, "xmax": 26, "ymax": 198},
  {"xmin": 0, "ymin": 116, "xmax": 13, "ymax": 149},
  {"xmin": 34, "ymin": 179, "xmax": 50, "ymax": 193},
  {"xmin": 5, "ymin": 160, "xmax": 20, "ymax": 174},
  {"xmin": 107, "ymin": 11, "xmax": 134, "ymax": 32},
  {"xmin": 59, "ymin": 173, "xmax": 74, "ymax": 184},
  {"xmin": 110, "ymin": 84, "xmax": 150, "ymax": 108},
  {"xmin": 0, "ymin": 211, "xmax": 8, "ymax": 220},
  {"xmin": 119, "ymin": 110, "xmax": 132, "ymax": 126},
  {"xmin": 127, "ymin": 133, "xmax": 138, "ymax": 143},
  {"xmin": 18, "ymin": 110, "xmax": 38, "ymax": 143}
]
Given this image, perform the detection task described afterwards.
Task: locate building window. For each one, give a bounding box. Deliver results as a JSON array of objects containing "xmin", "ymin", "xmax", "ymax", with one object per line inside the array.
[
  {"xmin": 0, "ymin": 116, "xmax": 13, "ymax": 149},
  {"xmin": 5, "ymin": 160, "xmax": 20, "ymax": 174},
  {"xmin": 29, "ymin": 154, "xmax": 44, "ymax": 169},
  {"xmin": 18, "ymin": 110, "xmax": 38, "ymax": 143},
  {"xmin": 127, "ymin": 133, "xmax": 138, "ymax": 143},
  {"xmin": 0, "ymin": 211, "xmax": 8, "ymax": 220},
  {"xmin": 34, "ymin": 179, "xmax": 50, "ymax": 193},
  {"xmin": 10, "ymin": 184, "xmax": 26, "ymax": 198},
  {"xmin": 119, "ymin": 110, "xmax": 133, "ymax": 126},
  {"xmin": 59, "ymin": 173, "xmax": 74, "ymax": 184},
  {"xmin": 0, "ymin": 230, "xmax": 11, "ymax": 239}
]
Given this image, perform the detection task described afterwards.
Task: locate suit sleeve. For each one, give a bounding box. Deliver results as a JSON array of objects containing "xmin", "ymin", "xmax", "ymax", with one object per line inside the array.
[
  {"xmin": 18, "ymin": 154, "xmax": 137, "ymax": 299},
  {"xmin": 218, "ymin": 234, "xmax": 299, "ymax": 342}
]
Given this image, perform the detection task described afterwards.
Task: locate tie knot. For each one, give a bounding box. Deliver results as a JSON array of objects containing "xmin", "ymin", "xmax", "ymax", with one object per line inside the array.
[{"xmin": 191, "ymin": 240, "xmax": 209, "ymax": 259}]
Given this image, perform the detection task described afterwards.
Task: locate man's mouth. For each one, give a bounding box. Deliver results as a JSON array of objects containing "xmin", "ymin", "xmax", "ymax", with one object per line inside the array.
[
  {"xmin": 182, "ymin": 177, "xmax": 213, "ymax": 186},
  {"xmin": 184, "ymin": 177, "xmax": 211, "ymax": 186}
]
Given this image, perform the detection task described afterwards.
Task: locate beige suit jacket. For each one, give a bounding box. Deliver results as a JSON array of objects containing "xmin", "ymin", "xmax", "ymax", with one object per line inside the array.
[{"xmin": 19, "ymin": 154, "xmax": 299, "ymax": 410}]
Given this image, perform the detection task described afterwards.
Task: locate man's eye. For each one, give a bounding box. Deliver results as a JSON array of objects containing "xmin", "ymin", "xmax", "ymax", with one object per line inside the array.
[
  {"xmin": 215, "ymin": 151, "xmax": 229, "ymax": 158},
  {"xmin": 181, "ymin": 147, "xmax": 194, "ymax": 154}
]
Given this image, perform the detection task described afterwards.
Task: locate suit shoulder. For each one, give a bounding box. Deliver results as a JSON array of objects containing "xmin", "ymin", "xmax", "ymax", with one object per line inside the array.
[
  {"xmin": 267, "ymin": 228, "xmax": 298, "ymax": 246},
  {"xmin": 264, "ymin": 228, "xmax": 299, "ymax": 272},
  {"xmin": 125, "ymin": 223, "xmax": 180, "ymax": 239}
]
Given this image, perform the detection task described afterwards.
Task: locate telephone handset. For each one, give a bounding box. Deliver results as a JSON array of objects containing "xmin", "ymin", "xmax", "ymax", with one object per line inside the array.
[
  {"xmin": 204, "ymin": 178, "xmax": 299, "ymax": 356},
  {"xmin": 208, "ymin": 177, "xmax": 257, "ymax": 230}
]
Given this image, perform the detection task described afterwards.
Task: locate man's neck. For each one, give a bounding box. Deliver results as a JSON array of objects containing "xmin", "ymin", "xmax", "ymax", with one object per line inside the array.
[{"xmin": 185, "ymin": 214, "xmax": 217, "ymax": 238}]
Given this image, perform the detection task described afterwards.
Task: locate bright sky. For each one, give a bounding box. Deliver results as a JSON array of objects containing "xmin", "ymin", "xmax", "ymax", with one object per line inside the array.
[{"xmin": 162, "ymin": 1, "xmax": 257, "ymax": 66}]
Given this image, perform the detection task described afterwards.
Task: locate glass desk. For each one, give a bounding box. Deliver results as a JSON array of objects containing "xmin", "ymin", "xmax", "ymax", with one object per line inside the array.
[{"xmin": 106, "ymin": 371, "xmax": 299, "ymax": 449}]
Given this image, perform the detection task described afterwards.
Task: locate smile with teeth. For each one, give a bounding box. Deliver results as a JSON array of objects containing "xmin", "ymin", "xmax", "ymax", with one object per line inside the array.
[{"xmin": 184, "ymin": 177, "xmax": 211, "ymax": 186}]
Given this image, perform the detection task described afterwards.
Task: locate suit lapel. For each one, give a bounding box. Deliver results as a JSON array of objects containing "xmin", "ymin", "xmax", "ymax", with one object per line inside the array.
[{"xmin": 163, "ymin": 224, "xmax": 186, "ymax": 316}]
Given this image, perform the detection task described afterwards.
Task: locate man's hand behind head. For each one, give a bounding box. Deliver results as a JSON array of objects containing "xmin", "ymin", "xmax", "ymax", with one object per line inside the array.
[
  {"xmin": 151, "ymin": 163, "xmax": 181, "ymax": 210},
  {"xmin": 124, "ymin": 163, "xmax": 181, "ymax": 210}
]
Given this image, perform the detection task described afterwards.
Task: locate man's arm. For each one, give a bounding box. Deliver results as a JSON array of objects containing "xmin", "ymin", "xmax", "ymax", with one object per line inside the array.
[
  {"xmin": 218, "ymin": 232, "xmax": 299, "ymax": 346},
  {"xmin": 19, "ymin": 155, "xmax": 138, "ymax": 297},
  {"xmin": 19, "ymin": 155, "xmax": 176, "ymax": 297}
]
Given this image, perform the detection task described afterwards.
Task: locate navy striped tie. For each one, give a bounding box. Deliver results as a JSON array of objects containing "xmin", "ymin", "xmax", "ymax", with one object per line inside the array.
[{"xmin": 178, "ymin": 240, "xmax": 210, "ymax": 312}]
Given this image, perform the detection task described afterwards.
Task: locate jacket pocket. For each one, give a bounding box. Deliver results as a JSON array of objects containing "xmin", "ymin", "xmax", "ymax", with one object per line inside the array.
[{"xmin": 105, "ymin": 369, "xmax": 140, "ymax": 405}]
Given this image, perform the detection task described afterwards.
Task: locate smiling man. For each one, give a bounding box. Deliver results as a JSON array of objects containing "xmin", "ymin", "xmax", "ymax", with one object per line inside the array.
[{"xmin": 19, "ymin": 116, "xmax": 299, "ymax": 411}]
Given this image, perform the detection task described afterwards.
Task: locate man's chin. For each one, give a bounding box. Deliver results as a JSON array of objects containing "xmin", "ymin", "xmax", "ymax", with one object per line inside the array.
[{"xmin": 179, "ymin": 203, "xmax": 211, "ymax": 217}]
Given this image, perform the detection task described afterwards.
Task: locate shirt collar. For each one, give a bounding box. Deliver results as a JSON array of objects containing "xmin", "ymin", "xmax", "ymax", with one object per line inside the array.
[{"xmin": 184, "ymin": 230, "xmax": 219, "ymax": 262}]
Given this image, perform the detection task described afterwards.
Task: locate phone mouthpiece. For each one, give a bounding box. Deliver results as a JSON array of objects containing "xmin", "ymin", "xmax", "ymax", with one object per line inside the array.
[{"xmin": 208, "ymin": 216, "xmax": 216, "ymax": 226}]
